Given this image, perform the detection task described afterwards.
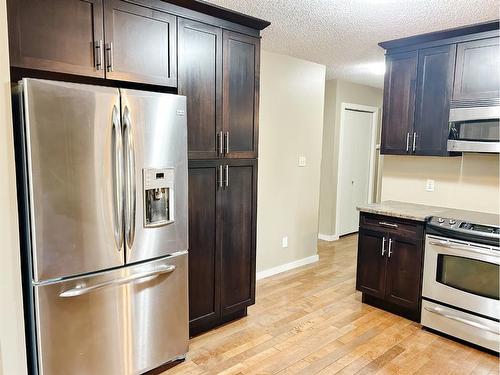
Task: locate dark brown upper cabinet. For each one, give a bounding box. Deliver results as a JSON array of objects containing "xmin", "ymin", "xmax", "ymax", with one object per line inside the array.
[
  {"xmin": 379, "ymin": 21, "xmax": 499, "ymax": 157},
  {"xmin": 453, "ymin": 37, "xmax": 500, "ymax": 102},
  {"xmin": 7, "ymin": 0, "xmax": 105, "ymax": 78},
  {"xmin": 103, "ymin": 0, "xmax": 177, "ymax": 86},
  {"xmin": 413, "ymin": 45, "xmax": 456, "ymax": 156},
  {"xmin": 380, "ymin": 51, "xmax": 417, "ymax": 155},
  {"xmin": 7, "ymin": 0, "xmax": 177, "ymax": 86},
  {"xmin": 222, "ymin": 31, "xmax": 260, "ymax": 159},
  {"xmin": 178, "ymin": 18, "xmax": 222, "ymax": 159}
]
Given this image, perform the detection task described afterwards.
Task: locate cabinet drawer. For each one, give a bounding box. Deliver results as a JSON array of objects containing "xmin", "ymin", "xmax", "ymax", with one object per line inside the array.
[{"xmin": 360, "ymin": 213, "xmax": 422, "ymax": 239}]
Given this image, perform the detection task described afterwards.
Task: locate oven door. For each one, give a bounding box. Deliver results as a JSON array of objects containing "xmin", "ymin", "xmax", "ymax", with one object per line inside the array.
[{"xmin": 423, "ymin": 235, "xmax": 500, "ymax": 319}]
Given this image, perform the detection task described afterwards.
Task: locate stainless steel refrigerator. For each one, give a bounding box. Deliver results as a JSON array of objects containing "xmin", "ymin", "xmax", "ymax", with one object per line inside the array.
[{"xmin": 14, "ymin": 78, "xmax": 189, "ymax": 375}]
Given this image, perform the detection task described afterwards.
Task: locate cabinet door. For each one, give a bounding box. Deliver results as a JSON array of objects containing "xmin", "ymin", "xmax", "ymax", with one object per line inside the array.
[
  {"xmin": 453, "ymin": 37, "xmax": 500, "ymax": 101},
  {"xmin": 380, "ymin": 51, "xmax": 418, "ymax": 155},
  {"xmin": 222, "ymin": 31, "xmax": 260, "ymax": 159},
  {"xmin": 384, "ymin": 235, "xmax": 423, "ymax": 310},
  {"xmin": 413, "ymin": 45, "xmax": 456, "ymax": 156},
  {"xmin": 7, "ymin": 0, "xmax": 104, "ymax": 78},
  {"xmin": 178, "ymin": 19, "xmax": 222, "ymax": 159},
  {"xmin": 187, "ymin": 161, "xmax": 222, "ymax": 332},
  {"xmin": 356, "ymin": 228, "xmax": 387, "ymax": 299},
  {"xmin": 103, "ymin": 0, "xmax": 177, "ymax": 86},
  {"xmin": 220, "ymin": 160, "xmax": 257, "ymax": 315}
]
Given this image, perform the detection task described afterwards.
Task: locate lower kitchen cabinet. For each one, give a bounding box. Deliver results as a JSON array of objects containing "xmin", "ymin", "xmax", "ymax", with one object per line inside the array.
[
  {"xmin": 188, "ymin": 159, "xmax": 257, "ymax": 335},
  {"xmin": 356, "ymin": 213, "xmax": 424, "ymax": 321}
]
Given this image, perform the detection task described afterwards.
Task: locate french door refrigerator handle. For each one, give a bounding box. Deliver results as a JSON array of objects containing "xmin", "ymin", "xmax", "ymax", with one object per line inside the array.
[
  {"xmin": 112, "ymin": 105, "xmax": 124, "ymax": 251},
  {"xmin": 123, "ymin": 106, "xmax": 136, "ymax": 250},
  {"xmin": 59, "ymin": 264, "xmax": 176, "ymax": 298}
]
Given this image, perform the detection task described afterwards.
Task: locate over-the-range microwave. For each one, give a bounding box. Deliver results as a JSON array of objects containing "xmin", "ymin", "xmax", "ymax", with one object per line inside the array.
[{"xmin": 448, "ymin": 99, "xmax": 500, "ymax": 153}]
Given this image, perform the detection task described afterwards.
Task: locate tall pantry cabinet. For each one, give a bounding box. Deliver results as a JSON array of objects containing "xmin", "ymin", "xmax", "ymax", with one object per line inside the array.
[{"xmin": 178, "ymin": 17, "xmax": 262, "ymax": 335}]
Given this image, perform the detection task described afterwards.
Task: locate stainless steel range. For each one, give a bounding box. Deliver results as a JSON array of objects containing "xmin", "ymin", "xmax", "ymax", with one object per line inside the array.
[{"xmin": 422, "ymin": 213, "xmax": 500, "ymax": 352}]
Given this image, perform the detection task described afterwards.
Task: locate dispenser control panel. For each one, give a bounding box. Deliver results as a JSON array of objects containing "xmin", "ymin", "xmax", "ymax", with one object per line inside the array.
[{"xmin": 143, "ymin": 168, "xmax": 175, "ymax": 228}]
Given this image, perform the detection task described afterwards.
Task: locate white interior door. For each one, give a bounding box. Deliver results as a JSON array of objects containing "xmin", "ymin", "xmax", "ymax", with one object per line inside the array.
[{"xmin": 339, "ymin": 109, "xmax": 374, "ymax": 236}]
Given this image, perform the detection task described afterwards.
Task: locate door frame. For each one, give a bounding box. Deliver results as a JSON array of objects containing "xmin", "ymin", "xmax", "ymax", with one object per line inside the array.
[{"xmin": 335, "ymin": 102, "xmax": 379, "ymax": 237}]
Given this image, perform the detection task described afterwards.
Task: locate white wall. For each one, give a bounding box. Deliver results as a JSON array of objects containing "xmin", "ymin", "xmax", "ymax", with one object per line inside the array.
[
  {"xmin": 381, "ymin": 154, "xmax": 500, "ymax": 214},
  {"xmin": 257, "ymin": 50, "xmax": 325, "ymax": 274},
  {"xmin": 0, "ymin": 0, "xmax": 28, "ymax": 373},
  {"xmin": 318, "ymin": 79, "xmax": 383, "ymax": 237}
]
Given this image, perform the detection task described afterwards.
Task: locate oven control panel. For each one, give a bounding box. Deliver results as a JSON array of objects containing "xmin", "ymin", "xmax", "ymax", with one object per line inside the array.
[{"xmin": 427, "ymin": 216, "xmax": 500, "ymax": 246}]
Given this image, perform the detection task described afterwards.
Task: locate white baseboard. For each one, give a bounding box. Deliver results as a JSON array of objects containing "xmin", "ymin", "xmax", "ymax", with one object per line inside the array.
[
  {"xmin": 256, "ymin": 254, "xmax": 319, "ymax": 281},
  {"xmin": 318, "ymin": 233, "xmax": 339, "ymax": 241}
]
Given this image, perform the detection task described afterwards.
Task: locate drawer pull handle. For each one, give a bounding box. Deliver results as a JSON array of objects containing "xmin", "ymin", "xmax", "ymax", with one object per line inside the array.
[
  {"xmin": 424, "ymin": 306, "xmax": 499, "ymax": 335},
  {"xmin": 379, "ymin": 221, "xmax": 398, "ymax": 228},
  {"xmin": 59, "ymin": 265, "xmax": 176, "ymax": 298}
]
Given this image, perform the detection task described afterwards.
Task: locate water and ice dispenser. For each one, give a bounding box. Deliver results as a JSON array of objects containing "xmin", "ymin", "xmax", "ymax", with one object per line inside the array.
[{"xmin": 143, "ymin": 168, "xmax": 175, "ymax": 227}]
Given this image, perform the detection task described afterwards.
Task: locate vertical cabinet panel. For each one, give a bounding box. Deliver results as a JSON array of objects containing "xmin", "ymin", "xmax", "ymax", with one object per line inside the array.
[
  {"xmin": 220, "ymin": 161, "xmax": 257, "ymax": 314},
  {"xmin": 413, "ymin": 45, "xmax": 456, "ymax": 156},
  {"xmin": 7, "ymin": 0, "xmax": 104, "ymax": 78},
  {"xmin": 380, "ymin": 51, "xmax": 418, "ymax": 155},
  {"xmin": 103, "ymin": 0, "xmax": 177, "ymax": 86},
  {"xmin": 178, "ymin": 19, "xmax": 222, "ymax": 159},
  {"xmin": 453, "ymin": 37, "xmax": 500, "ymax": 101},
  {"xmin": 384, "ymin": 235, "xmax": 423, "ymax": 310},
  {"xmin": 223, "ymin": 31, "xmax": 260, "ymax": 158},
  {"xmin": 187, "ymin": 161, "xmax": 221, "ymax": 329},
  {"xmin": 356, "ymin": 228, "xmax": 387, "ymax": 299}
]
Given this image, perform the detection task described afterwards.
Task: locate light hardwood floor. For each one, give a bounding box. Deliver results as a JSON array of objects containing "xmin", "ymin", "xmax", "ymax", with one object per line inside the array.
[{"xmin": 164, "ymin": 235, "xmax": 499, "ymax": 374}]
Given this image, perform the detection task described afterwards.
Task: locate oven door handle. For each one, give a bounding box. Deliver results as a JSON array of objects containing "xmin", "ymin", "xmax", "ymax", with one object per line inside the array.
[
  {"xmin": 428, "ymin": 240, "xmax": 499, "ymax": 258},
  {"xmin": 424, "ymin": 306, "xmax": 499, "ymax": 335}
]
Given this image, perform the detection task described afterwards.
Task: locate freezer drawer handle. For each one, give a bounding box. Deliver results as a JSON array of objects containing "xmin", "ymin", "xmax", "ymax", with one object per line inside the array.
[
  {"xmin": 59, "ymin": 264, "xmax": 176, "ymax": 298},
  {"xmin": 424, "ymin": 306, "xmax": 499, "ymax": 335}
]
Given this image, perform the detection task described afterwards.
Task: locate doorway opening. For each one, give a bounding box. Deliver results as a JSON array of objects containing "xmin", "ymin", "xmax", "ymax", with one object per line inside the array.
[{"xmin": 336, "ymin": 103, "xmax": 378, "ymax": 237}]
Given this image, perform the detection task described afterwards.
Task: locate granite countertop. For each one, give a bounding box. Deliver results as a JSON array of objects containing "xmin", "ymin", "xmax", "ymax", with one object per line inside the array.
[{"xmin": 357, "ymin": 200, "xmax": 499, "ymax": 225}]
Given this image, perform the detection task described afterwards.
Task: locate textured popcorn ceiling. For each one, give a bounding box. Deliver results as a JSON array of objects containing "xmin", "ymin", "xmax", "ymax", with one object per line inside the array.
[{"xmin": 204, "ymin": 0, "xmax": 499, "ymax": 88}]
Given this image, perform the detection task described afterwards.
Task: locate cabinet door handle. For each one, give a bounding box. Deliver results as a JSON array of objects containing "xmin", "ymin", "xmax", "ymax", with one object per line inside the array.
[
  {"xmin": 224, "ymin": 131, "xmax": 229, "ymax": 155},
  {"xmin": 218, "ymin": 131, "xmax": 223, "ymax": 156},
  {"xmin": 412, "ymin": 132, "xmax": 417, "ymax": 152},
  {"xmin": 406, "ymin": 132, "xmax": 410, "ymax": 152},
  {"xmin": 105, "ymin": 42, "xmax": 114, "ymax": 72},
  {"xmin": 224, "ymin": 165, "xmax": 229, "ymax": 188},
  {"xmin": 388, "ymin": 238, "xmax": 393, "ymax": 258},
  {"xmin": 94, "ymin": 40, "xmax": 103, "ymax": 70},
  {"xmin": 381, "ymin": 237, "xmax": 386, "ymax": 256},
  {"xmin": 378, "ymin": 221, "xmax": 398, "ymax": 228},
  {"xmin": 218, "ymin": 165, "xmax": 223, "ymax": 189}
]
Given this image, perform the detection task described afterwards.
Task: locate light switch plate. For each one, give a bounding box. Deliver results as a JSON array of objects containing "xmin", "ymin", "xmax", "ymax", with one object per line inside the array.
[
  {"xmin": 298, "ymin": 156, "xmax": 306, "ymax": 167},
  {"xmin": 282, "ymin": 236, "xmax": 288, "ymax": 248},
  {"xmin": 426, "ymin": 179, "xmax": 435, "ymax": 192}
]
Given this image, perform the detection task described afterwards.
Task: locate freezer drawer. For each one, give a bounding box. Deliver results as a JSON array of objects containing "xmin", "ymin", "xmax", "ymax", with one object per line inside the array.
[
  {"xmin": 421, "ymin": 299, "xmax": 499, "ymax": 352},
  {"xmin": 34, "ymin": 252, "xmax": 188, "ymax": 375}
]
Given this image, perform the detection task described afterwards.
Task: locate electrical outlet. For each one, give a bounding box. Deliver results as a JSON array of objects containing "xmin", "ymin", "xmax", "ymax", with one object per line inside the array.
[
  {"xmin": 282, "ymin": 236, "xmax": 288, "ymax": 248},
  {"xmin": 425, "ymin": 179, "xmax": 435, "ymax": 192},
  {"xmin": 298, "ymin": 156, "xmax": 306, "ymax": 167}
]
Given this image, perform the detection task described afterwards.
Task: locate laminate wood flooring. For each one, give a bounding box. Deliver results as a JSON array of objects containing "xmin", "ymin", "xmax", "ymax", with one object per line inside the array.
[{"xmin": 163, "ymin": 234, "xmax": 499, "ymax": 374}]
